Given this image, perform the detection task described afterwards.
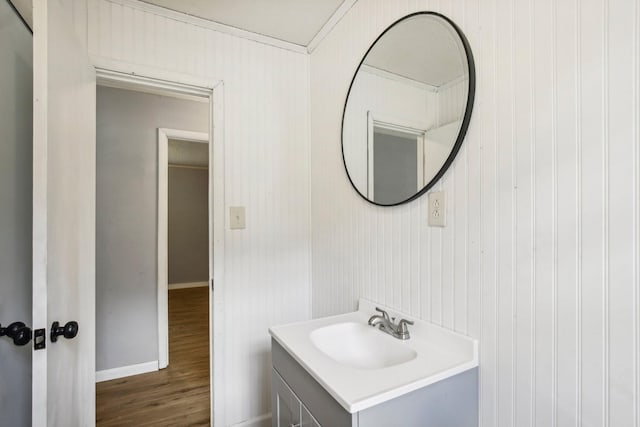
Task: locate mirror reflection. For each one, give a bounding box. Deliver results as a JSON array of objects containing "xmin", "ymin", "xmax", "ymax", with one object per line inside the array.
[{"xmin": 342, "ymin": 12, "xmax": 474, "ymax": 206}]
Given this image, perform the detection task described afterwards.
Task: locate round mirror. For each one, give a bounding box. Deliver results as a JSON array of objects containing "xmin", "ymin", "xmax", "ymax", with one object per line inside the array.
[{"xmin": 341, "ymin": 12, "xmax": 475, "ymax": 206}]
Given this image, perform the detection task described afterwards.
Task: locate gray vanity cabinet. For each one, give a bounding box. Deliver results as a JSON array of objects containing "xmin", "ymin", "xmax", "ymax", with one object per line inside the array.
[
  {"xmin": 272, "ymin": 368, "xmax": 320, "ymax": 427},
  {"xmin": 273, "ymin": 369, "xmax": 301, "ymax": 427},
  {"xmin": 271, "ymin": 339, "xmax": 478, "ymax": 427},
  {"xmin": 301, "ymin": 405, "xmax": 320, "ymax": 427}
]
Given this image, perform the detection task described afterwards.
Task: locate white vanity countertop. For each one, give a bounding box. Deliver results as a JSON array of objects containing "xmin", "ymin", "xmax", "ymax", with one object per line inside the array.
[{"xmin": 268, "ymin": 298, "xmax": 479, "ymax": 413}]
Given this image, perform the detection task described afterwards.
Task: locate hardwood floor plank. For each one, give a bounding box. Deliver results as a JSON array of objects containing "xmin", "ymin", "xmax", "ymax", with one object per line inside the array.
[{"xmin": 97, "ymin": 287, "xmax": 210, "ymax": 426}]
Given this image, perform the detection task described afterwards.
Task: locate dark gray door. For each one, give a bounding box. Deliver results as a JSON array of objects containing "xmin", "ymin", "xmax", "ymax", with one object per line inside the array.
[{"xmin": 0, "ymin": 1, "xmax": 33, "ymax": 426}]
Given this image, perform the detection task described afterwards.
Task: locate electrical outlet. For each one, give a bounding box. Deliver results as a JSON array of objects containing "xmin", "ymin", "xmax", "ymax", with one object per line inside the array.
[
  {"xmin": 229, "ymin": 206, "xmax": 246, "ymax": 229},
  {"xmin": 428, "ymin": 191, "xmax": 445, "ymax": 227}
]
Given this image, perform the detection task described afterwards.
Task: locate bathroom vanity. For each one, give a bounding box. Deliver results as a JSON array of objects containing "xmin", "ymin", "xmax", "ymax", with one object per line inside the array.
[{"xmin": 269, "ymin": 299, "xmax": 479, "ymax": 427}]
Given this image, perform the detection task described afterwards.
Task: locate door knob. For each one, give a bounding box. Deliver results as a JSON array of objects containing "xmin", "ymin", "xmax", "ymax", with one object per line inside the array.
[
  {"xmin": 50, "ymin": 321, "xmax": 78, "ymax": 342},
  {"xmin": 0, "ymin": 321, "xmax": 33, "ymax": 346}
]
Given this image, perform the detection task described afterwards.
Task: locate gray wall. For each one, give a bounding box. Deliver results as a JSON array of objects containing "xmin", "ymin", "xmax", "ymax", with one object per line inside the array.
[
  {"xmin": 168, "ymin": 165, "xmax": 209, "ymax": 284},
  {"xmin": 0, "ymin": 1, "xmax": 32, "ymax": 425},
  {"xmin": 96, "ymin": 86, "xmax": 208, "ymax": 371},
  {"xmin": 373, "ymin": 132, "xmax": 418, "ymax": 205}
]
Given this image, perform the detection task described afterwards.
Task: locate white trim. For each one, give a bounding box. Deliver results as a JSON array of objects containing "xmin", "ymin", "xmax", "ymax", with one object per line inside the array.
[
  {"xmin": 168, "ymin": 281, "xmax": 209, "ymax": 290},
  {"xmin": 360, "ymin": 66, "xmax": 469, "ymax": 94},
  {"xmin": 210, "ymin": 82, "xmax": 226, "ymax": 427},
  {"xmin": 307, "ymin": 0, "xmax": 359, "ymax": 53},
  {"xmin": 305, "ymin": 50, "xmax": 313, "ymax": 318},
  {"xmin": 417, "ymin": 134, "xmax": 425, "ymax": 187},
  {"xmin": 158, "ymin": 128, "xmax": 208, "ymax": 371},
  {"xmin": 95, "ymin": 62, "xmax": 216, "ymax": 98},
  {"xmin": 31, "ymin": 2, "xmax": 49, "ymax": 425},
  {"xmin": 438, "ymin": 73, "xmax": 468, "ymax": 91},
  {"xmin": 367, "ymin": 111, "xmax": 374, "ymax": 198},
  {"xmin": 159, "ymin": 128, "xmax": 209, "ymax": 142},
  {"xmin": 360, "ymin": 65, "xmax": 439, "ymax": 93},
  {"xmin": 105, "ymin": 0, "xmax": 307, "ymax": 55},
  {"xmin": 96, "ymin": 68, "xmax": 226, "ymax": 425},
  {"xmin": 96, "ymin": 361, "xmax": 159, "ymax": 383},
  {"xmin": 369, "ymin": 112, "xmax": 430, "ymax": 135},
  {"xmin": 97, "ymin": 78, "xmax": 209, "ymax": 104},
  {"xmin": 230, "ymin": 413, "xmax": 272, "ymax": 427}
]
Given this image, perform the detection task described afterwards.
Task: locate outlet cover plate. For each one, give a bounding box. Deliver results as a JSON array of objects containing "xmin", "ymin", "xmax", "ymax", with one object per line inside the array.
[{"xmin": 428, "ymin": 191, "xmax": 445, "ymax": 227}]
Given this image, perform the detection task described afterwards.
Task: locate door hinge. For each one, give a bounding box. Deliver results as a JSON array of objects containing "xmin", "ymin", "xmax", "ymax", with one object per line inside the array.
[
  {"xmin": 211, "ymin": 279, "xmax": 214, "ymax": 291},
  {"xmin": 33, "ymin": 328, "xmax": 46, "ymax": 350}
]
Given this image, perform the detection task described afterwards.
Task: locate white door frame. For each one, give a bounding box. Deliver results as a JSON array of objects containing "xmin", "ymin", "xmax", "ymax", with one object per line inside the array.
[
  {"xmin": 157, "ymin": 128, "xmax": 209, "ymax": 370},
  {"xmin": 95, "ymin": 66, "xmax": 225, "ymax": 426}
]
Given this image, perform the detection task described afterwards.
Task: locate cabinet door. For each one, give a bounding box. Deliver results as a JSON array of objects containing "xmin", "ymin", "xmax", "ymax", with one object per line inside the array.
[
  {"xmin": 274, "ymin": 369, "xmax": 302, "ymax": 427},
  {"xmin": 302, "ymin": 404, "xmax": 321, "ymax": 427}
]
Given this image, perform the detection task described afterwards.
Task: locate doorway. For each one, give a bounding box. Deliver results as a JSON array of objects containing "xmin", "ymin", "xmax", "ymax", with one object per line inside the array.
[
  {"xmin": 93, "ymin": 74, "xmax": 222, "ymax": 425},
  {"xmin": 1, "ymin": 1, "xmax": 226, "ymax": 422},
  {"xmin": 157, "ymin": 130, "xmax": 209, "ymax": 370},
  {"xmin": 96, "ymin": 287, "xmax": 210, "ymax": 425}
]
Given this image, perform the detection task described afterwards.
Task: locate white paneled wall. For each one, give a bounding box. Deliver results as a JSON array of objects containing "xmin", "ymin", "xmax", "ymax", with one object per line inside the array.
[
  {"xmin": 310, "ymin": 1, "xmax": 639, "ymax": 427},
  {"xmin": 438, "ymin": 77, "xmax": 467, "ymax": 126},
  {"xmin": 66, "ymin": 0, "xmax": 311, "ymax": 425}
]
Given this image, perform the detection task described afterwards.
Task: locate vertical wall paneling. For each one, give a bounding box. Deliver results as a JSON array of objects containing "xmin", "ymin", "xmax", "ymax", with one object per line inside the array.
[
  {"xmin": 533, "ymin": 0, "xmax": 554, "ymax": 425},
  {"xmin": 580, "ymin": 0, "xmax": 606, "ymax": 424},
  {"xmin": 556, "ymin": 0, "xmax": 580, "ymax": 426},
  {"xmin": 603, "ymin": 2, "xmax": 611, "ymax": 424},
  {"xmin": 636, "ymin": 2, "xmax": 640, "ymax": 426},
  {"xmin": 576, "ymin": 2, "xmax": 584, "ymax": 423},
  {"xmin": 72, "ymin": 0, "xmax": 311, "ymax": 424},
  {"xmin": 607, "ymin": 0, "xmax": 637, "ymax": 424},
  {"xmin": 309, "ymin": 0, "xmax": 640, "ymax": 426},
  {"xmin": 496, "ymin": 0, "xmax": 516, "ymax": 424},
  {"xmin": 636, "ymin": 0, "xmax": 640, "ymax": 424}
]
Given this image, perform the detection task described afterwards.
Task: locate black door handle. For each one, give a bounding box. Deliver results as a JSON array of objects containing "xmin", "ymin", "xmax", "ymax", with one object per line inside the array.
[
  {"xmin": 0, "ymin": 322, "xmax": 33, "ymax": 346},
  {"xmin": 50, "ymin": 321, "xmax": 78, "ymax": 342}
]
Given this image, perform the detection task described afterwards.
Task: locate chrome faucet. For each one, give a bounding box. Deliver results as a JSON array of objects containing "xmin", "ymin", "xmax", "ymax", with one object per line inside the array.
[
  {"xmin": 367, "ymin": 307, "xmax": 415, "ymax": 340},
  {"xmin": 368, "ymin": 307, "xmax": 393, "ymax": 329}
]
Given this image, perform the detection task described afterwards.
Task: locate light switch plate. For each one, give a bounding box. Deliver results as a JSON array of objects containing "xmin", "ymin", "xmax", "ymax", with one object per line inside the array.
[
  {"xmin": 428, "ymin": 191, "xmax": 445, "ymax": 227},
  {"xmin": 229, "ymin": 206, "xmax": 246, "ymax": 229}
]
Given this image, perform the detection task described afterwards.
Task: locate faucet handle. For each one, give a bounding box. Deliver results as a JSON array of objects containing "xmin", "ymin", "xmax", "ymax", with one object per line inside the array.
[
  {"xmin": 375, "ymin": 307, "xmax": 390, "ymax": 320},
  {"xmin": 397, "ymin": 319, "xmax": 414, "ymax": 339}
]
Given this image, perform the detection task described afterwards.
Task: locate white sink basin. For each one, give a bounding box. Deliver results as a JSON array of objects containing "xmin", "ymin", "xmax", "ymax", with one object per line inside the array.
[
  {"xmin": 309, "ymin": 322, "xmax": 417, "ymax": 369},
  {"xmin": 269, "ymin": 299, "xmax": 478, "ymax": 413}
]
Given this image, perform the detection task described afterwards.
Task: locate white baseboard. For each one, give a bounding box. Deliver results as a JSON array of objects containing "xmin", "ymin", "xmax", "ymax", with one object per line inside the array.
[
  {"xmin": 168, "ymin": 281, "xmax": 208, "ymax": 290},
  {"xmin": 96, "ymin": 360, "xmax": 159, "ymax": 383},
  {"xmin": 231, "ymin": 413, "xmax": 271, "ymax": 427}
]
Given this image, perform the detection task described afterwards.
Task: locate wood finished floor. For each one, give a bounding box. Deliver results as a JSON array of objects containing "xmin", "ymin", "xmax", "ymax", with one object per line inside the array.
[{"xmin": 96, "ymin": 287, "xmax": 210, "ymax": 426}]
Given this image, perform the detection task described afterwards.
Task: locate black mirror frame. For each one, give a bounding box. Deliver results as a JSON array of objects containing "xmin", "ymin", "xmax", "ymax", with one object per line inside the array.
[{"xmin": 341, "ymin": 11, "xmax": 476, "ymax": 207}]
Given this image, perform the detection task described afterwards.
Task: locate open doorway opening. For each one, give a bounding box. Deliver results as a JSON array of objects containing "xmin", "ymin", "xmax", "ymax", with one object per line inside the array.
[
  {"xmin": 157, "ymin": 130, "xmax": 209, "ymax": 371},
  {"xmin": 167, "ymin": 140, "xmax": 209, "ymax": 296},
  {"xmin": 94, "ymin": 84, "xmax": 212, "ymax": 425}
]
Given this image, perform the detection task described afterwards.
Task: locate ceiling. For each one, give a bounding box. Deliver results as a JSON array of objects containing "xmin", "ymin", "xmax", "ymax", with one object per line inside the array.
[
  {"xmin": 9, "ymin": 0, "xmax": 32, "ymax": 29},
  {"xmin": 140, "ymin": 0, "xmax": 347, "ymax": 46},
  {"xmin": 364, "ymin": 15, "xmax": 467, "ymax": 87},
  {"xmin": 10, "ymin": 0, "xmax": 465, "ymax": 86}
]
